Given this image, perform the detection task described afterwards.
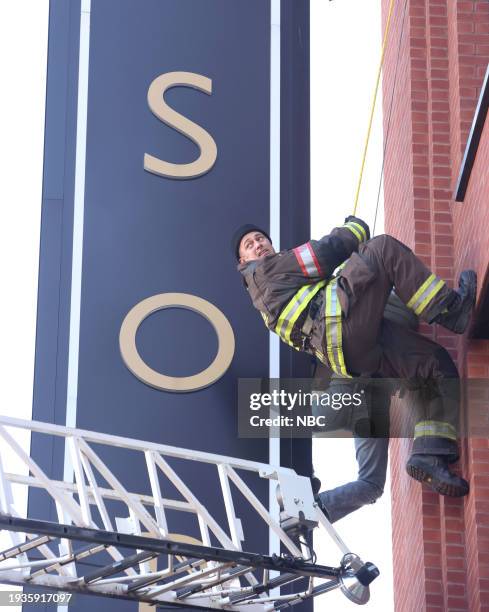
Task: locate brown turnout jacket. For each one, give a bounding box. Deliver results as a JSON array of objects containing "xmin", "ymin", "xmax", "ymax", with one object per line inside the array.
[{"xmin": 238, "ymin": 217, "xmax": 370, "ymax": 362}]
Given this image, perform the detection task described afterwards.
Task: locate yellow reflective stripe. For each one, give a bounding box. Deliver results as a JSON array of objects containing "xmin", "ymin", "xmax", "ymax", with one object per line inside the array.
[
  {"xmin": 275, "ymin": 281, "xmax": 327, "ymax": 348},
  {"xmin": 333, "ymin": 261, "xmax": 347, "ymax": 276},
  {"xmin": 414, "ymin": 430, "xmax": 457, "ymax": 441},
  {"xmin": 325, "ymin": 283, "xmax": 336, "ymax": 369},
  {"xmin": 415, "ymin": 420, "xmax": 457, "ymax": 434},
  {"xmin": 283, "ymin": 289, "xmax": 309, "ymax": 343},
  {"xmin": 276, "ymin": 285, "xmax": 309, "ymax": 341},
  {"xmin": 414, "ymin": 420, "xmax": 457, "ymax": 441},
  {"xmin": 415, "ymin": 279, "xmax": 445, "ymax": 315},
  {"xmin": 349, "ymin": 221, "xmax": 367, "ymax": 242},
  {"xmin": 325, "ymin": 279, "xmax": 351, "ymax": 378},
  {"xmin": 336, "ymin": 309, "xmax": 349, "ymax": 376},
  {"xmin": 343, "ymin": 223, "xmax": 362, "ymax": 242},
  {"xmin": 407, "ymin": 274, "xmax": 435, "ymax": 309},
  {"xmin": 260, "ymin": 311, "xmax": 269, "ymax": 326},
  {"xmin": 342, "ymin": 221, "xmax": 367, "ymax": 242},
  {"xmin": 407, "ymin": 274, "xmax": 447, "ymax": 316},
  {"xmin": 284, "ymin": 281, "xmax": 327, "ymax": 343}
]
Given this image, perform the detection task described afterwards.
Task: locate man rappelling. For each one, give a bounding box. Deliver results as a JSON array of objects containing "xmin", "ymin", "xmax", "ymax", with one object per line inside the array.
[{"xmin": 233, "ymin": 218, "xmax": 476, "ymax": 520}]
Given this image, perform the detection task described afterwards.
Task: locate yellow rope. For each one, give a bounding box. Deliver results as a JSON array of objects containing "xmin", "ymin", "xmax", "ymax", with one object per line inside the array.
[{"xmin": 353, "ymin": 0, "xmax": 396, "ymax": 216}]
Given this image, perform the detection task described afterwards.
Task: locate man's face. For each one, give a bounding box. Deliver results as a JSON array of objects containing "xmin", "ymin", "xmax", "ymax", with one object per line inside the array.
[{"xmin": 239, "ymin": 231, "xmax": 275, "ymax": 263}]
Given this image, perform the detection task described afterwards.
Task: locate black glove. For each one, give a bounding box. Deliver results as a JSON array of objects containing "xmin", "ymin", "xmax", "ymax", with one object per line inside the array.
[{"xmin": 344, "ymin": 215, "xmax": 371, "ymax": 241}]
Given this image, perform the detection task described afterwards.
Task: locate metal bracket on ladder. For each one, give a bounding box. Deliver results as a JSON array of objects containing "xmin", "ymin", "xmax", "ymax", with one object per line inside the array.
[{"xmin": 0, "ymin": 415, "xmax": 379, "ymax": 609}]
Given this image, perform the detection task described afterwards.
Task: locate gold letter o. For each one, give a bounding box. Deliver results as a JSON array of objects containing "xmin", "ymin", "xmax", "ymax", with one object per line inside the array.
[{"xmin": 119, "ymin": 293, "xmax": 235, "ymax": 392}]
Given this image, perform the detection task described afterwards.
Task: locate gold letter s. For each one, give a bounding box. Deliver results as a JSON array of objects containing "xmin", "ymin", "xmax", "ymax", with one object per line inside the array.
[{"xmin": 144, "ymin": 71, "xmax": 217, "ymax": 179}]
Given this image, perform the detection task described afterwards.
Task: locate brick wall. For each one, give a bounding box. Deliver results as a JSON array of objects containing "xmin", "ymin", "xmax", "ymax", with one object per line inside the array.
[{"xmin": 381, "ymin": 1, "xmax": 489, "ymax": 610}]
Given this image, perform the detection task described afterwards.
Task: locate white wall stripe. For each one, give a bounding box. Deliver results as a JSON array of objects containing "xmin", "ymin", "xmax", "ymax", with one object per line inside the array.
[
  {"xmin": 60, "ymin": 8, "xmax": 91, "ymax": 611},
  {"xmin": 269, "ymin": 0, "xmax": 281, "ymax": 562},
  {"xmin": 63, "ymin": 0, "xmax": 91, "ymax": 484}
]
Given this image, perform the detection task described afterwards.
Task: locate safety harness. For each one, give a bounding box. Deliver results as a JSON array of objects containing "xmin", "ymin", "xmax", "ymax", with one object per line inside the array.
[
  {"xmin": 274, "ymin": 279, "xmax": 327, "ymax": 349},
  {"xmin": 271, "ymin": 276, "xmax": 351, "ymax": 378}
]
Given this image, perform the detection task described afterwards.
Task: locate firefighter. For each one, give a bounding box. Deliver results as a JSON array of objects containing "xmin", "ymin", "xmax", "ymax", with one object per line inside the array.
[{"xmin": 232, "ymin": 218, "xmax": 476, "ymax": 503}]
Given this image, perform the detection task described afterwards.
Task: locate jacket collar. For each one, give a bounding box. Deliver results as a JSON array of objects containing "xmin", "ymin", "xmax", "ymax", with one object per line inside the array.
[{"xmin": 237, "ymin": 260, "xmax": 258, "ymax": 277}]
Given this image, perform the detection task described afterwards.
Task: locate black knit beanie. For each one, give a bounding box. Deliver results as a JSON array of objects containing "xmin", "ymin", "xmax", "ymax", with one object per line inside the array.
[{"xmin": 231, "ymin": 224, "xmax": 272, "ymax": 260}]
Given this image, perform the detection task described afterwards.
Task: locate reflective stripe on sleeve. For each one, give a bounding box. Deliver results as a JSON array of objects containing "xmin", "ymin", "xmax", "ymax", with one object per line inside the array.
[
  {"xmin": 275, "ymin": 280, "xmax": 327, "ymax": 348},
  {"xmin": 293, "ymin": 243, "xmax": 323, "ymax": 277},
  {"xmin": 343, "ymin": 221, "xmax": 368, "ymax": 243},
  {"xmin": 406, "ymin": 274, "xmax": 446, "ymax": 316},
  {"xmin": 325, "ymin": 279, "xmax": 351, "ymax": 377},
  {"xmin": 414, "ymin": 420, "xmax": 457, "ymax": 441}
]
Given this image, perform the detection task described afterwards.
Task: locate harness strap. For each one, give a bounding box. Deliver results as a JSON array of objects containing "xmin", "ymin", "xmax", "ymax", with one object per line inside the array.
[
  {"xmin": 275, "ymin": 280, "xmax": 327, "ymax": 349},
  {"xmin": 324, "ymin": 279, "xmax": 351, "ymax": 378}
]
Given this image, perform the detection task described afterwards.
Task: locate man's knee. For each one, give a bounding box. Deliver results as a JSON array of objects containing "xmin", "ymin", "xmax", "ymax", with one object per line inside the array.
[{"xmin": 361, "ymin": 479, "xmax": 384, "ymax": 504}]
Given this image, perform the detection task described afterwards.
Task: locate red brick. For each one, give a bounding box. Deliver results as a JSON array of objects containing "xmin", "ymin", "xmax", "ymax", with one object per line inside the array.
[
  {"xmin": 409, "ymin": 36, "xmax": 426, "ymax": 50},
  {"xmin": 476, "ymin": 44, "xmax": 489, "ymax": 55},
  {"xmin": 426, "ymin": 579, "xmax": 443, "ymax": 594},
  {"xmin": 446, "ymin": 531, "xmax": 464, "ymax": 545},
  {"xmin": 472, "ymin": 439, "xmax": 489, "ymax": 449},
  {"xmin": 473, "ymin": 450, "xmax": 489, "ymax": 462},
  {"xmin": 447, "ymin": 583, "xmax": 466, "ymax": 597},
  {"xmin": 458, "ymin": 21, "xmax": 475, "ymax": 33},
  {"xmin": 475, "ymin": 2, "xmax": 489, "ymax": 13},
  {"xmin": 447, "ymin": 596, "xmax": 468, "ymax": 609},
  {"xmin": 475, "ymin": 22, "xmax": 489, "ymax": 34},
  {"xmin": 430, "ymin": 27, "xmax": 448, "ymax": 38},
  {"xmin": 431, "ymin": 46, "xmax": 448, "ymax": 58},
  {"xmin": 458, "ymin": 34, "xmax": 489, "ymax": 45},
  {"xmin": 426, "ymin": 593, "xmax": 444, "ymax": 606},
  {"xmin": 460, "ymin": 55, "xmax": 489, "ymax": 67},
  {"xmin": 446, "ymin": 545, "xmax": 465, "ymax": 557},
  {"xmin": 425, "ymin": 541, "xmax": 443, "ymax": 556},
  {"xmin": 445, "ymin": 519, "xmax": 464, "ymax": 531},
  {"xmin": 426, "ymin": 567, "xmax": 443, "ymax": 581},
  {"xmin": 459, "ymin": 43, "xmax": 476, "ymax": 55},
  {"xmin": 429, "ymin": 16, "xmax": 447, "ymax": 27},
  {"xmin": 432, "ymin": 59, "xmax": 449, "ymax": 70},
  {"xmin": 432, "ymin": 101, "xmax": 450, "ymax": 113},
  {"xmin": 433, "ymin": 144, "xmax": 450, "ymax": 154},
  {"xmin": 457, "ymin": 2, "xmax": 475, "ymax": 13},
  {"xmin": 447, "ymin": 571, "xmax": 467, "ymax": 584},
  {"xmin": 447, "ymin": 556, "xmax": 465, "ymax": 570},
  {"xmin": 429, "ymin": 4, "xmax": 447, "ymax": 16}
]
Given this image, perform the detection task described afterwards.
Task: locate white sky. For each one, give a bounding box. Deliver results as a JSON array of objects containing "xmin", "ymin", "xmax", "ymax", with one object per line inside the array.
[{"xmin": 0, "ymin": 1, "xmax": 392, "ymax": 609}]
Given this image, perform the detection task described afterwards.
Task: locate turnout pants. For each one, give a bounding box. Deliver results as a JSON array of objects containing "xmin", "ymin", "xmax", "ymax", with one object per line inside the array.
[{"xmin": 336, "ymin": 234, "xmax": 459, "ymax": 460}]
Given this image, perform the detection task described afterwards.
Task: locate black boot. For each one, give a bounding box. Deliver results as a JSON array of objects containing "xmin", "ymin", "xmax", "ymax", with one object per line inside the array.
[
  {"xmin": 433, "ymin": 270, "xmax": 477, "ymax": 334},
  {"xmin": 406, "ymin": 454, "xmax": 469, "ymax": 497},
  {"xmin": 310, "ymin": 474, "xmax": 322, "ymax": 498},
  {"xmin": 315, "ymin": 493, "xmax": 331, "ymax": 521}
]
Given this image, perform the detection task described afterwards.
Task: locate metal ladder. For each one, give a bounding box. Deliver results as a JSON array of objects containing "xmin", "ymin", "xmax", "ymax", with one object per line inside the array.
[{"xmin": 0, "ymin": 415, "xmax": 378, "ymax": 610}]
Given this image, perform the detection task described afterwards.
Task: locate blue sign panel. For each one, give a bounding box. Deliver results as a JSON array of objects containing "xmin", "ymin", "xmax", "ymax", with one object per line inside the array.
[{"xmin": 80, "ymin": 0, "xmax": 270, "ymax": 456}]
